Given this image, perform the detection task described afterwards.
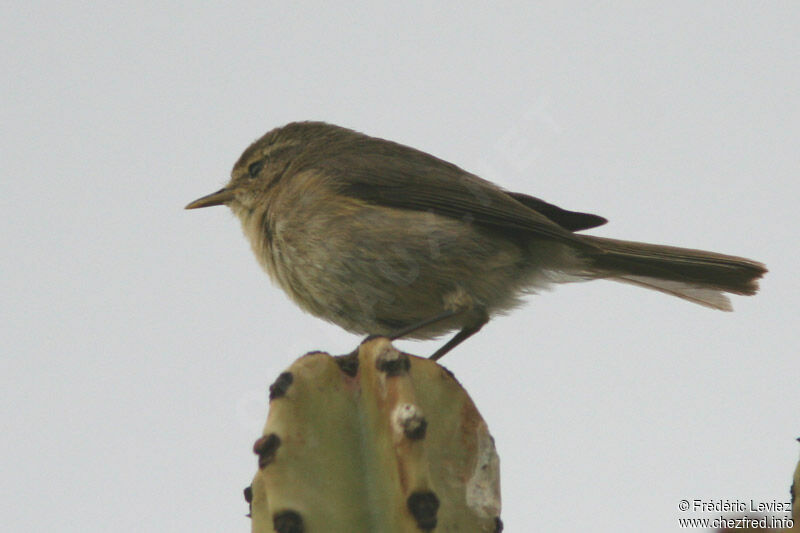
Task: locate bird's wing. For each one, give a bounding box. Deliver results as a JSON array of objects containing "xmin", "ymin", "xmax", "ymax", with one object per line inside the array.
[
  {"xmin": 310, "ymin": 137, "xmax": 605, "ymax": 245},
  {"xmin": 505, "ymin": 192, "xmax": 606, "ymax": 231}
]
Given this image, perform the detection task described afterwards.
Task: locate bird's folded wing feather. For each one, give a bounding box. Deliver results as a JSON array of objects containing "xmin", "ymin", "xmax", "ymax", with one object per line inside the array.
[{"xmin": 309, "ymin": 138, "xmax": 605, "ymax": 245}]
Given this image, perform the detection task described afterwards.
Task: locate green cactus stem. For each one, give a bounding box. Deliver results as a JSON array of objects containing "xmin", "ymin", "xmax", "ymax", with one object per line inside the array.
[{"xmin": 248, "ymin": 337, "xmax": 501, "ymax": 533}]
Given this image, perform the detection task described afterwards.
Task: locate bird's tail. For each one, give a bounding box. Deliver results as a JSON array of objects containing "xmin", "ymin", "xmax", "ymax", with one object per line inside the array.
[{"xmin": 580, "ymin": 235, "xmax": 767, "ymax": 311}]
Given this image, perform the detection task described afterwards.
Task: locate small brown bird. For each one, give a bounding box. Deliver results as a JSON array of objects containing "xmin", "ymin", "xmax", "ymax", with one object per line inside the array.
[{"xmin": 186, "ymin": 121, "xmax": 766, "ymax": 360}]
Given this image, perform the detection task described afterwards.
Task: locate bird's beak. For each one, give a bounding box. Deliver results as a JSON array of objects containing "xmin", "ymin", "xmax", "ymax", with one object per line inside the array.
[{"xmin": 185, "ymin": 187, "xmax": 236, "ymax": 209}]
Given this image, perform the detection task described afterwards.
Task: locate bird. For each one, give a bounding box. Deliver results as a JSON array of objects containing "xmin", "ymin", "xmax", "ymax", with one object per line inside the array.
[{"xmin": 186, "ymin": 121, "xmax": 767, "ymax": 360}]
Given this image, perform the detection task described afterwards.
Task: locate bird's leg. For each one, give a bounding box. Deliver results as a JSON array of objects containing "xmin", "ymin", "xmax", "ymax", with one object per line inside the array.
[
  {"xmin": 389, "ymin": 306, "xmax": 489, "ymax": 361},
  {"xmin": 358, "ymin": 296, "xmax": 489, "ymax": 361},
  {"xmin": 429, "ymin": 314, "xmax": 488, "ymax": 361}
]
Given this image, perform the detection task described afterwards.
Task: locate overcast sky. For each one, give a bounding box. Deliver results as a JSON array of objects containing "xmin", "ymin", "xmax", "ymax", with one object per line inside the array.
[{"xmin": 3, "ymin": 2, "xmax": 798, "ymax": 532}]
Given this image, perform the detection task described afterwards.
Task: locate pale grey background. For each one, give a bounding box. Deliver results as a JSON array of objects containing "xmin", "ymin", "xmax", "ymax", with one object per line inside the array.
[{"xmin": 3, "ymin": 2, "xmax": 798, "ymax": 532}]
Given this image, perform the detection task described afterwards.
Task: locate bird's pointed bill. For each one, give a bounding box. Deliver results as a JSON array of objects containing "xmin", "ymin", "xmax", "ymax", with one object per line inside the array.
[{"xmin": 185, "ymin": 187, "xmax": 236, "ymax": 209}]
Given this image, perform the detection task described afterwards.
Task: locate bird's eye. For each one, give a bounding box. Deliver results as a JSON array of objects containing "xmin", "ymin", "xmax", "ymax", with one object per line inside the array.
[{"xmin": 248, "ymin": 160, "xmax": 264, "ymax": 178}]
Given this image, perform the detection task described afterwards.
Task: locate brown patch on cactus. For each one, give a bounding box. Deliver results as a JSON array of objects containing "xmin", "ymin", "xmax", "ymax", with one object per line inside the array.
[
  {"xmin": 333, "ymin": 352, "xmax": 359, "ymax": 377},
  {"xmin": 272, "ymin": 510, "xmax": 304, "ymax": 533},
  {"xmin": 457, "ymin": 397, "xmax": 483, "ymax": 460},
  {"xmin": 269, "ymin": 372, "xmax": 294, "ymax": 400},
  {"xmin": 253, "ymin": 433, "xmax": 281, "ymax": 468},
  {"xmin": 407, "ymin": 490, "xmax": 440, "ymax": 530},
  {"xmin": 375, "ymin": 345, "xmax": 410, "ymax": 376}
]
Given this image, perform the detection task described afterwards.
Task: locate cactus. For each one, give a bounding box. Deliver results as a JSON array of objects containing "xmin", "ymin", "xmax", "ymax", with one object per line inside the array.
[
  {"xmin": 791, "ymin": 442, "xmax": 799, "ymax": 530},
  {"xmin": 246, "ymin": 337, "xmax": 501, "ymax": 533}
]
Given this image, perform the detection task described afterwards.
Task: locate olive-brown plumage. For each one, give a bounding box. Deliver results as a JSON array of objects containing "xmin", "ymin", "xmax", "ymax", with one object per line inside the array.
[{"xmin": 187, "ymin": 121, "xmax": 766, "ymax": 359}]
